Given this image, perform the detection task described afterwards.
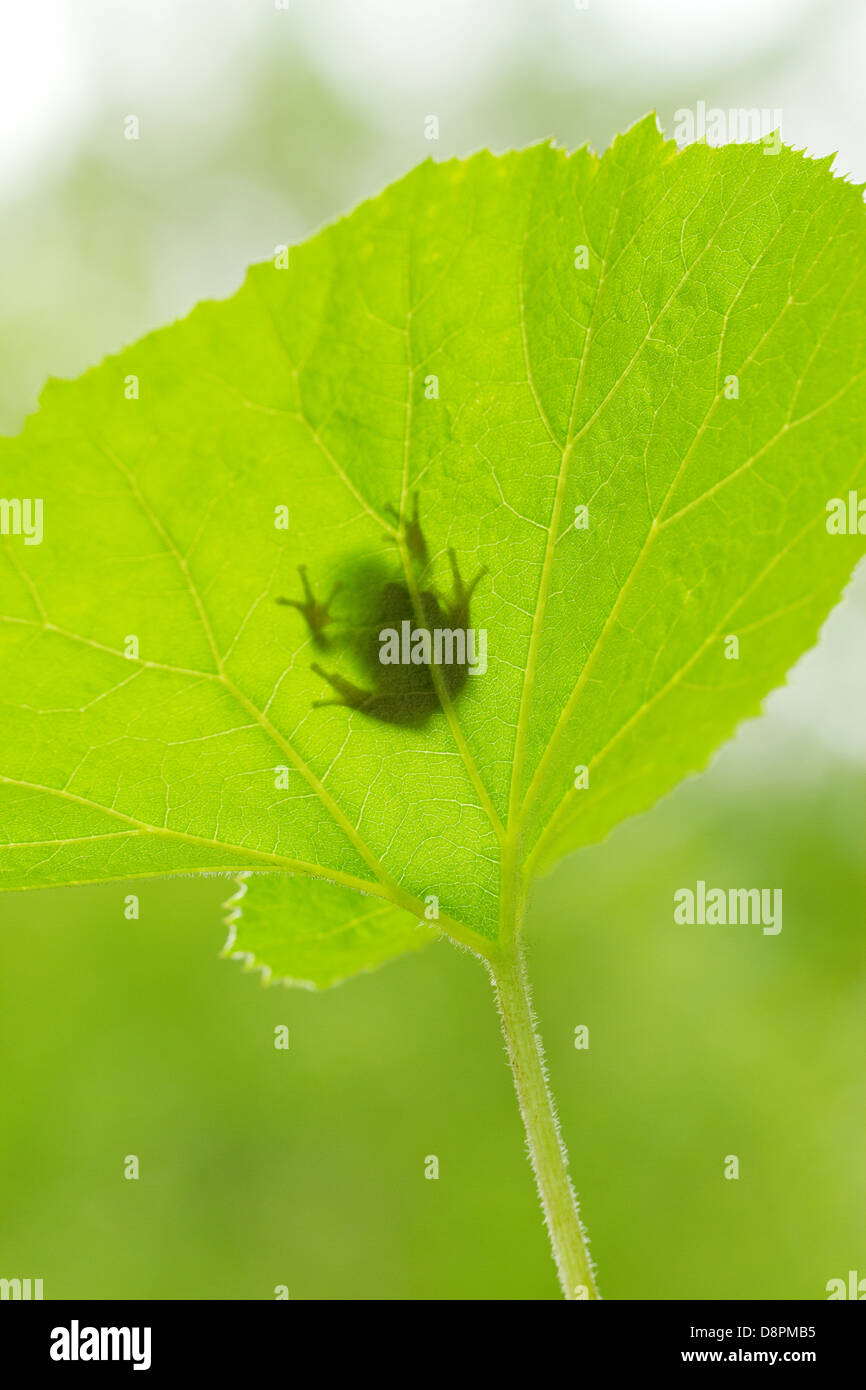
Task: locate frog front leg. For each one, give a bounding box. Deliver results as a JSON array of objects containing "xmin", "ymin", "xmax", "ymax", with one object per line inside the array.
[{"xmin": 276, "ymin": 565, "xmax": 341, "ymax": 648}]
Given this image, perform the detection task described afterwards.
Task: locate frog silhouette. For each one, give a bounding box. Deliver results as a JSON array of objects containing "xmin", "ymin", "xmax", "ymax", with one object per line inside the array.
[{"xmin": 276, "ymin": 496, "xmax": 486, "ymax": 727}]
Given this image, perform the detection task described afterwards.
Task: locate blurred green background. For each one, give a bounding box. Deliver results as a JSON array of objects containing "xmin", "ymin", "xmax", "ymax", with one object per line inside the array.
[{"xmin": 1, "ymin": 0, "xmax": 864, "ymax": 1300}]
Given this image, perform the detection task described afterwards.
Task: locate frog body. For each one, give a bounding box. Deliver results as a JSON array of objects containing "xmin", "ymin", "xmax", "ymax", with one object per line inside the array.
[{"xmin": 276, "ymin": 498, "xmax": 485, "ymax": 726}]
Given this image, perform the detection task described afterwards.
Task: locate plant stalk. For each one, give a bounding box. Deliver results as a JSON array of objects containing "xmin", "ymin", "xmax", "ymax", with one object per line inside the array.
[{"xmin": 488, "ymin": 942, "xmax": 600, "ymax": 1300}]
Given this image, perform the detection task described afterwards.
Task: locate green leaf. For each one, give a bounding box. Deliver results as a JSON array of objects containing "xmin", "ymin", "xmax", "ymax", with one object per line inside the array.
[
  {"xmin": 222, "ymin": 873, "xmax": 434, "ymax": 989},
  {"xmin": 2, "ymin": 115, "xmax": 866, "ymax": 981}
]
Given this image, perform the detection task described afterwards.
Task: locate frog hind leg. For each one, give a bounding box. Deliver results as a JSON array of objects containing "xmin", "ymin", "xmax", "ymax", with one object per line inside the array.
[
  {"xmin": 310, "ymin": 662, "xmax": 374, "ymax": 712},
  {"xmin": 310, "ymin": 662, "xmax": 435, "ymax": 726}
]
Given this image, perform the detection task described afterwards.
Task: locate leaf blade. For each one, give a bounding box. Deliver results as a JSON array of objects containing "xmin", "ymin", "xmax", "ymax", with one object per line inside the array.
[
  {"xmin": 2, "ymin": 117, "xmax": 865, "ymax": 981},
  {"xmin": 222, "ymin": 873, "xmax": 434, "ymax": 989}
]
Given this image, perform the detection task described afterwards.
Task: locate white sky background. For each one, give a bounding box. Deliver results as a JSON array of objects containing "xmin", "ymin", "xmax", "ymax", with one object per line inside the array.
[
  {"xmin": 0, "ymin": 0, "xmax": 863, "ymax": 767},
  {"xmin": 2, "ymin": 0, "xmax": 865, "ymax": 186}
]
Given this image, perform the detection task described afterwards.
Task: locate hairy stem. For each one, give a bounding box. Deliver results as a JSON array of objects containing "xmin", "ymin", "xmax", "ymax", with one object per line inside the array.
[{"xmin": 487, "ymin": 941, "xmax": 600, "ymax": 1300}]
